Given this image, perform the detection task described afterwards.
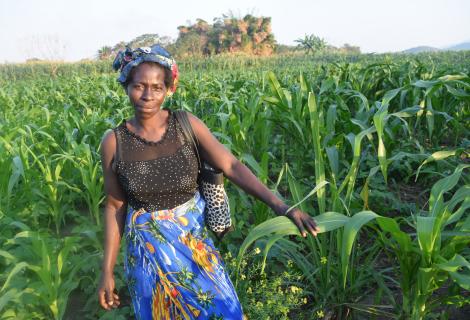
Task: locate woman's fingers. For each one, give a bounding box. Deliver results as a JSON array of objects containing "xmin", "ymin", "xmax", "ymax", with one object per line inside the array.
[
  {"xmin": 106, "ymin": 288, "xmax": 116, "ymax": 307},
  {"xmin": 98, "ymin": 288, "xmax": 111, "ymax": 310},
  {"xmin": 112, "ymin": 293, "xmax": 121, "ymax": 307},
  {"xmin": 98, "ymin": 288, "xmax": 120, "ymax": 310},
  {"xmin": 98, "ymin": 273, "xmax": 120, "ymax": 310},
  {"xmin": 287, "ymin": 209, "xmax": 319, "ymax": 237},
  {"xmin": 299, "ymin": 216, "xmax": 316, "ymax": 237},
  {"xmin": 292, "ymin": 215, "xmax": 307, "ymax": 237},
  {"xmin": 288, "ymin": 210, "xmax": 307, "ymax": 237},
  {"xmin": 298, "ymin": 223, "xmax": 307, "ymax": 237},
  {"xmin": 306, "ymin": 218, "xmax": 319, "ymax": 236}
]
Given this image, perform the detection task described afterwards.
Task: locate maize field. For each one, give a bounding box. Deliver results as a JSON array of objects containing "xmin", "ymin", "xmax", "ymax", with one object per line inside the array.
[{"xmin": 0, "ymin": 52, "xmax": 469, "ymax": 319}]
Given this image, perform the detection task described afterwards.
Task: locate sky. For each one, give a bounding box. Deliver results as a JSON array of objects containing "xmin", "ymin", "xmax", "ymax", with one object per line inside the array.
[{"xmin": 1, "ymin": 0, "xmax": 469, "ymax": 63}]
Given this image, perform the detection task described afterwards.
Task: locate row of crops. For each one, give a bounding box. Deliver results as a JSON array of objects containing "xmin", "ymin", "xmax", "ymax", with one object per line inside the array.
[{"xmin": 0, "ymin": 52, "xmax": 469, "ymax": 319}]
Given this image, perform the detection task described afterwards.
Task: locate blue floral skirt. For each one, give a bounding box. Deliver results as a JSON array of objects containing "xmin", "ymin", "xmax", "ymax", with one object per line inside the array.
[{"xmin": 124, "ymin": 191, "xmax": 244, "ymax": 320}]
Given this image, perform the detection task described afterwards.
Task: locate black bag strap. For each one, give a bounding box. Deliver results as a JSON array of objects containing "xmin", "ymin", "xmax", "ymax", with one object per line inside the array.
[
  {"xmin": 113, "ymin": 127, "xmax": 123, "ymax": 162},
  {"xmin": 174, "ymin": 110, "xmax": 202, "ymax": 170},
  {"xmin": 174, "ymin": 110, "xmax": 224, "ymax": 180}
]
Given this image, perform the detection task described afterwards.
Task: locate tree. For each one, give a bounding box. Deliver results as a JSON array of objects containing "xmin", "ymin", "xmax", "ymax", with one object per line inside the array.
[
  {"xmin": 174, "ymin": 32, "xmax": 205, "ymax": 57},
  {"xmin": 112, "ymin": 41, "xmax": 127, "ymax": 54},
  {"xmin": 294, "ymin": 34, "xmax": 328, "ymax": 55},
  {"xmin": 173, "ymin": 13, "xmax": 275, "ymax": 56},
  {"xmin": 128, "ymin": 34, "xmax": 172, "ymax": 48},
  {"xmin": 97, "ymin": 46, "xmax": 112, "ymax": 60},
  {"xmin": 97, "ymin": 34, "xmax": 175, "ymax": 61},
  {"xmin": 340, "ymin": 43, "xmax": 361, "ymax": 54}
]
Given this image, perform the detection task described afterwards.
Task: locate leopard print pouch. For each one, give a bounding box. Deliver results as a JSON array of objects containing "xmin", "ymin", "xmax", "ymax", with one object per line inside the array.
[
  {"xmin": 199, "ymin": 163, "xmax": 233, "ymax": 239},
  {"xmin": 174, "ymin": 110, "xmax": 233, "ymax": 239}
]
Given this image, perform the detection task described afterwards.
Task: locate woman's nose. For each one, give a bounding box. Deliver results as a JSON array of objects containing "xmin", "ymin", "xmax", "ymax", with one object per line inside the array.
[{"xmin": 141, "ymin": 88, "xmax": 154, "ymax": 101}]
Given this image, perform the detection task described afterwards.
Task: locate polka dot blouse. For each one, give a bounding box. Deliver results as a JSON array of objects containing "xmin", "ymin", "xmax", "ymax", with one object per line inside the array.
[{"xmin": 112, "ymin": 109, "xmax": 199, "ymax": 211}]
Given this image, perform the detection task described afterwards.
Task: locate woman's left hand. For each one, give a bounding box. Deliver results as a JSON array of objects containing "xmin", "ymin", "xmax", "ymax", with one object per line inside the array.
[{"xmin": 285, "ymin": 208, "xmax": 320, "ymax": 237}]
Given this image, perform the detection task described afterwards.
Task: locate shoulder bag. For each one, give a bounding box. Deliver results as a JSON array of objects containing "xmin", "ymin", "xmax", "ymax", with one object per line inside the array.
[{"xmin": 173, "ymin": 110, "xmax": 234, "ymax": 240}]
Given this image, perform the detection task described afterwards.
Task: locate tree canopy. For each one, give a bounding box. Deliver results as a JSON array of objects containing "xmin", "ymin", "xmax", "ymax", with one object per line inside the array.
[
  {"xmin": 96, "ymin": 16, "xmax": 360, "ymax": 59},
  {"xmin": 174, "ymin": 14, "xmax": 275, "ymax": 56}
]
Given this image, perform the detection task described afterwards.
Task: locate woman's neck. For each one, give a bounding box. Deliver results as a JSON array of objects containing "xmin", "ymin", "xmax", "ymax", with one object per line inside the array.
[{"xmin": 130, "ymin": 108, "xmax": 170, "ymax": 136}]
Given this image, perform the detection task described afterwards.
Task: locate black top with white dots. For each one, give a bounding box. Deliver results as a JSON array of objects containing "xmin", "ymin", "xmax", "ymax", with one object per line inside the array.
[{"xmin": 112, "ymin": 109, "xmax": 199, "ymax": 211}]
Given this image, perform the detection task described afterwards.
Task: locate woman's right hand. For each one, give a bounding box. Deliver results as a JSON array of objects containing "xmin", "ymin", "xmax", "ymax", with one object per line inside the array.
[{"xmin": 98, "ymin": 272, "xmax": 121, "ymax": 310}]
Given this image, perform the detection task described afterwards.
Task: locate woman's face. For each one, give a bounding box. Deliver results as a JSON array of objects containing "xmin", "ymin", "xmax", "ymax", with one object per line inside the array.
[{"xmin": 126, "ymin": 62, "xmax": 167, "ymax": 118}]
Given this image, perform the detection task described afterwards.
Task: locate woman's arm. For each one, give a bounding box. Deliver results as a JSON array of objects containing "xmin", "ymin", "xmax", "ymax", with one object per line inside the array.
[
  {"xmin": 97, "ymin": 131, "xmax": 128, "ymax": 310},
  {"xmin": 188, "ymin": 113, "xmax": 319, "ymax": 237}
]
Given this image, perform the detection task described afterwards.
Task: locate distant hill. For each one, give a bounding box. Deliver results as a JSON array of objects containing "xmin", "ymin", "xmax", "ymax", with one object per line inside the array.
[
  {"xmin": 402, "ymin": 41, "xmax": 470, "ymax": 54},
  {"xmin": 402, "ymin": 46, "xmax": 441, "ymax": 54},
  {"xmin": 446, "ymin": 42, "xmax": 470, "ymax": 51}
]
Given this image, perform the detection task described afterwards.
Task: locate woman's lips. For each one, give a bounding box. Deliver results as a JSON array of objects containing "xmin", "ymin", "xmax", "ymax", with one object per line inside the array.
[{"xmin": 137, "ymin": 105, "xmax": 154, "ymax": 111}]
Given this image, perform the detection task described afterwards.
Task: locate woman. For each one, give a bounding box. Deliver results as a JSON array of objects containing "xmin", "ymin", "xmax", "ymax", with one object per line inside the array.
[{"xmin": 97, "ymin": 45, "xmax": 319, "ymax": 319}]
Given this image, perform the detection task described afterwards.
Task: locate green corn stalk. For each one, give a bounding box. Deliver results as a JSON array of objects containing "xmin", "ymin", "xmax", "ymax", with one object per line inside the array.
[
  {"xmin": 0, "ymin": 154, "xmax": 24, "ymax": 212},
  {"xmin": 338, "ymin": 126, "xmax": 376, "ymax": 210},
  {"xmin": 372, "ymin": 88, "xmax": 401, "ymax": 183},
  {"xmin": 58, "ymin": 142, "xmax": 105, "ymax": 226},
  {"xmin": 235, "ymin": 206, "xmax": 384, "ymax": 317},
  {"xmin": 415, "ymin": 149, "xmax": 467, "ymax": 181},
  {"xmin": 78, "ymin": 143, "xmax": 105, "ymax": 226},
  {"xmin": 240, "ymin": 153, "xmax": 272, "ymax": 224},
  {"xmin": 307, "ymin": 92, "xmax": 327, "ymax": 214},
  {"xmin": 412, "ymin": 74, "xmax": 469, "ymax": 145},
  {"xmin": 24, "ymin": 145, "xmax": 79, "ymax": 234},
  {"xmin": 2, "ymin": 50, "xmax": 470, "ymax": 319},
  {"xmin": 377, "ymin": 165, "xmax": 470, "ymax": 319},
  {"xmin": 238, "ymin": 160, "xmax": 389, "ymax": 316},
  {"xmin": 1, "ymin": 231, "xmax": 95, "ymax": 320}
]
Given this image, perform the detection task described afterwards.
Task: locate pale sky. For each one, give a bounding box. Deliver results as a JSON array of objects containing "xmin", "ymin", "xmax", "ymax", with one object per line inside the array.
[{"xmin": 1, "ymin": 0, "xmax": 469, "ymax": 63}]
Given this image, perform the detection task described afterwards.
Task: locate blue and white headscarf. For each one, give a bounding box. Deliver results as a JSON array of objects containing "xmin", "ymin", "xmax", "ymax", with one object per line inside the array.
[{"xmin": 113, "ymin": 44, "xmax": 179, "ymax": 95}]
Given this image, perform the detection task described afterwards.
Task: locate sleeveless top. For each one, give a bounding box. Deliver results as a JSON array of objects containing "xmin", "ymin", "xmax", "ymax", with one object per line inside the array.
[{"xmin": 112, "ymin": 109, "xmax": 199, "ymax": 211}]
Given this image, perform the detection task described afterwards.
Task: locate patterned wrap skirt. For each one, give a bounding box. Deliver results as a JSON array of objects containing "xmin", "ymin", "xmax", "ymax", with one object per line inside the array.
[{"xmin": 124, "ymin": 191, "xmax": 244, "ymax": 320}]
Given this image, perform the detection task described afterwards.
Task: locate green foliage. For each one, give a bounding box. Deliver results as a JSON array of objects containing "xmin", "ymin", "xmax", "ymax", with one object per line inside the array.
[
  {"xmin": 377, "ymin": 165, "xmax": 470, "ymax": 319},
  {"xmin": 0, "ymin": 51, "xmax": 469, "ymax": 319},
  {"xmin": 224, "ymin": 248, "xmax": 307, "ymax": 319},
  {"xmin": 0, "ymin": 224, "xmax": 94, "ymax": 319},
  {"xmin": 96, "ymin": 33, "xmax": 173, "ymax": 60},
  {"xmin": 295, "ymin": 34, "xmax": 328, "ymax": 55},
  {"xmin": 174, "ymin": 14, "xmax": 275, "ymax": 56}
]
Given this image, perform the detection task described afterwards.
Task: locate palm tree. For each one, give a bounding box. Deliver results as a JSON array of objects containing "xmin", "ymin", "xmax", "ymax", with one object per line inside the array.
[
  {"xmin": 97, "ymin": 46, "xmax": 112, "ymax": 60},
  {"xmin": 295, "ymin": 34, "xmax": 327, "ymax": 55}
]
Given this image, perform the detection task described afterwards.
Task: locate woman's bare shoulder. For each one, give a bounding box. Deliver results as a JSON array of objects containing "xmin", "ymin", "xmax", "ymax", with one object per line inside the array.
[
  {"xmin": 101, "ymin": 129, "xmax": 117, "ymax": 160},
  {"xmin": 185, "ymin": 111, "xmax": 206, "ymax": 131}
]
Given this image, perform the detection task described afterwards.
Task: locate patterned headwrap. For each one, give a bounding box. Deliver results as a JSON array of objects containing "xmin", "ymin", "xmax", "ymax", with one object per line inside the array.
[{"xmin": 112, "ymin": 44, "xmax": 179, "ymax": 96}]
